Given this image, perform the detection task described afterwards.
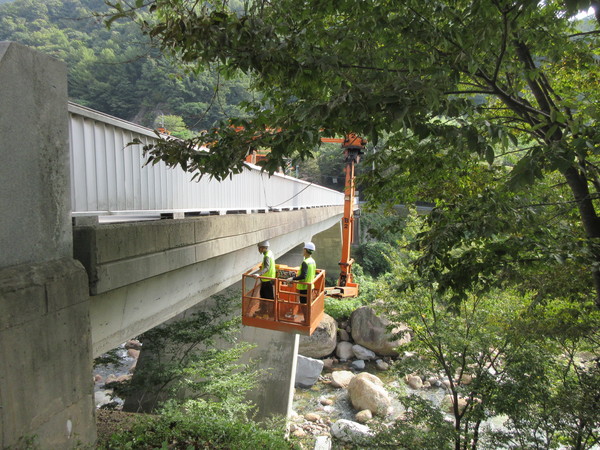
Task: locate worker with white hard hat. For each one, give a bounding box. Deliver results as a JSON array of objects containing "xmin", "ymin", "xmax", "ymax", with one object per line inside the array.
[
  {"xmin": 253, "ymin": 240, "xmax": 276, "ymax": 300},
  {"xmin": 287, "ymin": 242, "xmax": 317, "ymax": 304}
]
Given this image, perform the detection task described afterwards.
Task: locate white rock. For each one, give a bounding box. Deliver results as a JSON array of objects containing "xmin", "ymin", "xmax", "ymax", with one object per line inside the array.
[
  {"xmin": 352, "ymin": 344, "xmax": 377, "ymax": 360},
  {"xmin": 330, "ymin": 370, "xmax": 355, "ymax": 388},
  {"xmin": 295, "ymin": 355, "xmax": 324, "ymax": 388},
  {"xmin": 330, "ymin": 419, "xmax": 373, "ymax": 443},
  {"xmin": 314, "ymin": 435, "xmax": 332, "ymax": 450},
  {"xmin": 351, "ymin": 359, "xmax": 366, "ymax": 370},
  {"xmin": 336, "ymin": 341, "xmax": 354, "ymax": 360},
  {"xmin": 375, "ymin": 359, "xmax": 390, "ymax": 371}
]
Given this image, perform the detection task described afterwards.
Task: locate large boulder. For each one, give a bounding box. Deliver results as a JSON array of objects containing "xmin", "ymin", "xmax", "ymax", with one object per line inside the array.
[
  {"xmin": 299, "ymin": 313, "xmax": 337, "ymax": 358},
  {"xmin": 347, "ymin": 372, "xmax": 392, "ymax": 417},
  {"xmin": 350, "ymin": 306, "xmax": 410, "ymax": 356},
  {"xmin": 295, "ymin": 355, "xmax": 324, "ymax": 388}
]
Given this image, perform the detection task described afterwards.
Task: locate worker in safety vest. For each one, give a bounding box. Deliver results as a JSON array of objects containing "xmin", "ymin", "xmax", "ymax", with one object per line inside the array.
[
  {"xmin": 253, "ymin": 240, "xmax": 276, "ymax": 299},
  {"xmin": 287, "ymin": 242, "xmax": 316, "ymax": 304}
]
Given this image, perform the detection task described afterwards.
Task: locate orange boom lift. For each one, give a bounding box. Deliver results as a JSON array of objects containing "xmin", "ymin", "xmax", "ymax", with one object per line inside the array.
[
  {"xmin": 240, "ymin": 133, "xmax": 364, "ymax": 335},
  {"xmin": 323, "ymin": 133, "xmax": 365, "ymax": 298}
]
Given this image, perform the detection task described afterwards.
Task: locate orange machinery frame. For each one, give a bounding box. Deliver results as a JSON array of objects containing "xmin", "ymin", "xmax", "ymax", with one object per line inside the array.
[
  {"xmin": 241, "ymin": 264, "xmax": 326, "ymax": 335},
  {"xmin": 323, "ymin": 133, "xmax": 365, "ymax": 297}
]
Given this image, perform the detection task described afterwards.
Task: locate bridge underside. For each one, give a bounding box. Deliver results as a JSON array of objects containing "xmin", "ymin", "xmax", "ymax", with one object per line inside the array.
[{"xmin": 74, "ymin": 206, "xmax": 342, "ymax": 357}]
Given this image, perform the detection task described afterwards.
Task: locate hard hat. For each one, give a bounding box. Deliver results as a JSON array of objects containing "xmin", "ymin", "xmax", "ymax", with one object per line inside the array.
[
  {"xmin": 258, "ymin": 240, "xmax": 270, "ymax": 247},
  {"xmin": 304, "ymin": 242, "xmax": 316, "ymax": 251}
]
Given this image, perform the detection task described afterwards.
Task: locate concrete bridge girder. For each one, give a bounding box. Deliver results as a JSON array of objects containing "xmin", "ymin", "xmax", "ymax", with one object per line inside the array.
[{"xmin": 74, "ymin": 207, "xmax": 343, "ymax": 357}]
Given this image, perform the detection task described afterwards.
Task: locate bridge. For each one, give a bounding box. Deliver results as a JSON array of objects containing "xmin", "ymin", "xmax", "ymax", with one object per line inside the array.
[{"xmin": 0, "ymin": 42, "xmax": 346, "ymax": 448}]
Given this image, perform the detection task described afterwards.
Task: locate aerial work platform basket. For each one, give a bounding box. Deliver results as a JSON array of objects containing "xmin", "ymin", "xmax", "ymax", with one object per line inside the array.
[{"xmin": 241, "ymin": 264, "xmax": 326, "ymax": 336}]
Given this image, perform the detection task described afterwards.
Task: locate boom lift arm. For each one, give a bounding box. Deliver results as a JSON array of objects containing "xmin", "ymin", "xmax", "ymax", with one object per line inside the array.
[{"xmin": 324, "ymin": 133, "xmax": 366, "ymax": 298}]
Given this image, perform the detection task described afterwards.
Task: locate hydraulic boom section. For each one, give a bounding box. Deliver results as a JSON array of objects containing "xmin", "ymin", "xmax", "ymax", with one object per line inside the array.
[{"xmin": 325, "ymin": 133, "xmax": 366, "ymax": 298}]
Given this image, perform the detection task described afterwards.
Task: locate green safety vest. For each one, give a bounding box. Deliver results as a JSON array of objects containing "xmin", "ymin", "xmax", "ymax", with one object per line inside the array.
[
  {"xmin": 297, "ymin": 256, "xmax": 316, "ymax": 290},
  {"xmin": 261, "ymin": 250, "xmax": 276, "ymax": 281}
]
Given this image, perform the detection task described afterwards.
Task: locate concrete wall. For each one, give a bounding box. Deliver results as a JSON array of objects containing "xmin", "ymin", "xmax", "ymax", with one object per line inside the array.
[{"xmin": 0, "ymin": 42, "xmax": 95, "ymax": 448}]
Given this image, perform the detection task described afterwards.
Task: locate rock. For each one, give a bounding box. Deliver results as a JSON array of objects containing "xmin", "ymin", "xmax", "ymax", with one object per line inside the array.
[
  {"xmin": 94, "ymin": 374, "xmax": 103, "ymax": 383},
  {"xmin": 330, "ymin": 370, "xmax": 355, "ymax": 388},
  {"xmin": 292, "ymin": 428, "xmax": 307, "ymax": 437},
  {"xmin": 405, "ymin": 374, "xmax": 423, "ymax": 390},
  {"xmin": 350, "ymin": 306, "xmax": 411, "ymax": 356},
  {"xmin": 336, "ymin": 341, "xmax": 354, "ymax": 360},
  {"xmin": 298, "ymin": 314, "xmax": 337, "ymax": 358},
  {"xmin": 116, "ymin": 374, "xmax": 132, "ymax": 383},
  {"xmin": 375, "ymin": 359, "xmax": 390, "ymax": 371},
  {"xmin": 124, "ymin": 339, "xmax": 142, "ymax": 350},
  {"xmin": 305, "ymin": 413, "xmax": 320, "ymax": 422},
  {"xmin": 322, "ymin": 358, "xmax": 335, "ymax": 370},
  {"xmin": 347, "ymin": 372, "xmax": 391, "ymax": 416},
  {"xmin": 295, "ymin": 355, "xmax": 324, "ymax": 388},
  {"xmin": 319, "ymin": 397, "xmax": 334, "ymax": 406},
  {"xmin": 338, "ymin": 329, "xmax": 350, "ymax": 341},
  {"xmin": 442, "ymin": 379, "xmax": 452, "ymax": 390},
  {"xmin": 352, "ymin": 344, "xmax": 376, "ymax": 360},
  {"xmin": 94, "ymin": 390, "xmax": 114, "ymax": 407},
  {"xmin": 355, "ymin": 409, "xmax": 373, "ymax": 423},
  {"xmin": 314, "ymin": 435, "xmax": 332, "ymax": 450},
  {"xmin": 330, "ymin": 419, "xmax": 373, "ymax": 443},
  {"xmin": 351, "ymin": 359, "xmax": 366, "ymax": 371},
  {"xmin": 127, "ymin": 348, "xmax": 140, "ymax": 359},
  {"xmin": 443, "ymin": 395, "xmax": 469, "ymax": 414},
  {"xmin": 457, "ymin": 373, "xmax": 474, "ymax": 385},
  {"xmin": 104, "ymin": 374, "xmax": 118, "ymax": 385}
]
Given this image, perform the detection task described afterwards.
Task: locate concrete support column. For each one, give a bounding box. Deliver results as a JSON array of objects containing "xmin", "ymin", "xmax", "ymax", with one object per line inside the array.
[{"xmin": 0, "ymin": 42, "xmax": 95, "ymax": 448}]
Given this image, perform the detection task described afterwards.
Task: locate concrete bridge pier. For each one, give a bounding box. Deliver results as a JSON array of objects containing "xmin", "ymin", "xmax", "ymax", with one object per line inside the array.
[{"xmin": 0, "ymin": 42, "xmax": 96, "ymax": 448}]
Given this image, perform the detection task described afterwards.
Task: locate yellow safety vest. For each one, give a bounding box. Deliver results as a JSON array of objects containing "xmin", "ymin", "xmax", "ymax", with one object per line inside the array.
[
  {"xmin": 297, "ymin": 257, "xmax": 316, "ymax": 290},
  {"xmin": 261, "ymin": 250, "xmax": 276, "ymax": 281}
]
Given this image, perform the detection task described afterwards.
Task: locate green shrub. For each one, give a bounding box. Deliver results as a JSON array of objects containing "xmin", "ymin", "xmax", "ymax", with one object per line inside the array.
[
  {"xmin": 103, "ymin": 399, "xmax": 297, "ymax": 449},
  {"xmin": 324, "ymin": 296, "xmax": 363, "ymax": 321},
  {"xmin": 354, "ymin": 241, "xmax": 393, "ymax": 277}
]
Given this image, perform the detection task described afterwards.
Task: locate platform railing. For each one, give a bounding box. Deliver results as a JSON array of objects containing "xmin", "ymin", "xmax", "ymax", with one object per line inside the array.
[
  {"xmin": 241, "ymin": 264, "xmax": 326, "ymax": 335},
  {"xmin": 68, "ymin": 102, "xmax": 344, "ymax": 219}
]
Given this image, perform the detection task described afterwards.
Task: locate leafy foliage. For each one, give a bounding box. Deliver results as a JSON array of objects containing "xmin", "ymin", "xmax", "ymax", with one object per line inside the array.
[
  {"xmin": 0, "ymin": 0, "xmax": 253, "ymax": 129},
  {"xmin": 375, "ymin": 213, "xmax": 600, "ymax": 449},
  {"xmin": 114, "ymin": 294, "xmax": 252, "ymax": 411},
  {"xmin": 105, "ymin": 0, "xmax": 600, "ymax": 306},
  {"xmin": 102, "ymin": 399, "xmax": 296, "ymax": 449}
]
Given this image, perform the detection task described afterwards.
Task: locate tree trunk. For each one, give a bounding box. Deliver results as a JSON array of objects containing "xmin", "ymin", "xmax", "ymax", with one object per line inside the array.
[{"xmin": 563, "ymin": 166, "xmax": 600, "ymax": 307}]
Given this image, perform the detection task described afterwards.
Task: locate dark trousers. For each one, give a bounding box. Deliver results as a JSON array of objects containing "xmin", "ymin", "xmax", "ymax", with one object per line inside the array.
[
  {"xmin": 298, "ymin": 289, "xmax": 307, "ymax": 304},
  {"xmin": 260, "ymin": 280, "xmax": 274, "ymax": 299}
]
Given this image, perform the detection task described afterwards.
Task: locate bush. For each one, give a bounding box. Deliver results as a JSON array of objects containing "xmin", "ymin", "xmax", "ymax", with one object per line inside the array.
[
  {"xmin": 324, "ymin": 296, "xmax": 363, "ymax": 321},
  {"xmin": 103, "ymin": 399, "xmax": 297, "ymax": 449},
  {"xmin": 354, "ymin": 241, "xmax": 393, "ymax": 277}
]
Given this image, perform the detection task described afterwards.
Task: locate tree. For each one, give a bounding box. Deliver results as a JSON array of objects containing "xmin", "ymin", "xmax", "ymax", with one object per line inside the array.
[
  {"xmin": 106, "ymin": 0, "xmax": 600, "ymax": 307},
  {"xmin": 372, "ymin": 214, "xmax": 600, "ymax": 449}
]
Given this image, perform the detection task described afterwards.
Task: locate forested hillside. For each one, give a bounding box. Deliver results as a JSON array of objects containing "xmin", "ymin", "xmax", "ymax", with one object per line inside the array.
[{"xmin": 0, "ymin": 0, "xmax": 252, "ymax": 130}]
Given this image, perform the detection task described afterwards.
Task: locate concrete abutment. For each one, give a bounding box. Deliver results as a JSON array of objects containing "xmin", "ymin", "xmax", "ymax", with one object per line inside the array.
[{"xmin": 0, "ymin": 42, "xmax": 96, "ymax": 448}]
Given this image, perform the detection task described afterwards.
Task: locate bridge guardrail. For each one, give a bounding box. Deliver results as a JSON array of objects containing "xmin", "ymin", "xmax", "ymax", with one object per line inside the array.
[{"xmin": 68, "ymin": 102, "xmax": 344, "ymax": 219}]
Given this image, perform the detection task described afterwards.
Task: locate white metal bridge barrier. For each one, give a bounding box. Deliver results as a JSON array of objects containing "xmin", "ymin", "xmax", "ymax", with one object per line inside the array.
[{"xmin": 68, "ymin": 103, "xmax": 344, "ymax": 220}]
